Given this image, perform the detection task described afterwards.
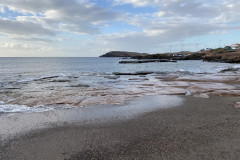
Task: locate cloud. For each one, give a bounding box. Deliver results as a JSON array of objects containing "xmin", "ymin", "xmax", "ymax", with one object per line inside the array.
[
  {"xmin": 1, "ymin": 0, "xmax": 240, "ymax": 56},
  {"xmin": 0, "ymin": 6, "xmax": 5, "ymax": 13},
  {"xmin": 113, "ymin": 0, "xmax": 161, "ymax": 7},
  {"xmin": 0, "ymin": 19, "xmax": 55, "ymax": 36},
  {"xmin": 109, "ymin": 0, "xmax": 240, "ymax": 51},
  {"xmin": 0, "ymin": 0, "xmax": 123, "ymax": 35},
  {"xmin": 93, "ymin": 22, "xmax": 227, "ymax": 51},
  {"xmin": 115, "ymin": 0, "xmax": 240, "ymax": 23}
]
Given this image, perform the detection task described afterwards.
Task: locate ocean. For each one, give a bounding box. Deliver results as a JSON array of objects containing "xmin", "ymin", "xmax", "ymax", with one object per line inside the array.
[{"xmin": 0, "ymin": 57, "xmax": 240, "ymax": 113}]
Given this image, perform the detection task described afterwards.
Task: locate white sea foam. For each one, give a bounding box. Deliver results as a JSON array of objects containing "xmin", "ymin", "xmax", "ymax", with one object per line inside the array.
[
  {"xmin": 17, "ymin": 74, "xmax": 67, "ymax": 83},
  {"xmin": 0, "ymin": 104, "xmax": 73, "ymax": 113},
  {"xmin": 18, "ymin": 77, "xmax": 38, "ymax": 83}
]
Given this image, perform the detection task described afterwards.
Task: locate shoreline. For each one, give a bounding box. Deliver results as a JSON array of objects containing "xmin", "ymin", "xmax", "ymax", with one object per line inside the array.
[
  {"xmin": 1, "ymin": 67, "xmax": 240, "ymax": 110},
  {"xmin": 1, "ymin": 95, "xmax": 240, "ymax": 160},
  {"xmin": 0, "ymin": 95, "xmax": 183, "ymax": 142}
]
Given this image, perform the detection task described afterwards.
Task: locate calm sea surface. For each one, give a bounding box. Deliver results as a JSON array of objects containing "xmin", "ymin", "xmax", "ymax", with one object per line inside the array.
[{"xmin": 0, "ymin": 57, "xmax": 239, "ymax": 82}]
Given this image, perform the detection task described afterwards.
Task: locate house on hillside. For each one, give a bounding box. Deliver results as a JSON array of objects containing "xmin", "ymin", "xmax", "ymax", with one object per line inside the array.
[
  {"xmin": 230, "ymin": 44, "xmax": 240, "ymax": 49},
  {"xmin": 224, "ymin": 46, "xmax": 232, "ymax": 50},
  {"xmin": 200, "ymin": 48, "xmax": 212, "ymax": 52}
]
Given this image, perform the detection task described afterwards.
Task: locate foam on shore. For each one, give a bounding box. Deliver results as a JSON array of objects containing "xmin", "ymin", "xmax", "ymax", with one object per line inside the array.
[
  {"xmin": 0, "ymin": 103, "xmax": 73, "ymax": 113},
  {"xmin": 0, "ymin": 95, "xmax": 183, "ymax": 141}
]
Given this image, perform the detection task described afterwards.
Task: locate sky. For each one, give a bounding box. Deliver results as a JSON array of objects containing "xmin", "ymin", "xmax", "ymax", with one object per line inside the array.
[{"xmin": 0, "ymin": 0, "xmax": 240, "ymax": 57}]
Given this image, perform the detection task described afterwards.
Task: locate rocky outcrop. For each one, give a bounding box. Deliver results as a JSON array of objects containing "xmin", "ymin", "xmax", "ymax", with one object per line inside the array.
[
  {"xmin": 100, "ymin": 51, "xmax": 148, "ymax": 57},
  {"xmin": 203, "ymin": 52, "xmax": 240, "ymax": 63},
  {"xmin": 180, "ymin": 53, "xmax": 206, "ymax": 60}
]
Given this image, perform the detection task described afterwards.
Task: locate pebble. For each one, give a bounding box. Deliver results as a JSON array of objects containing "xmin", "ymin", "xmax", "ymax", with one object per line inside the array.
[{"xmin": 234, "ymin": 102, "xmax": 240, "ymax": 109}]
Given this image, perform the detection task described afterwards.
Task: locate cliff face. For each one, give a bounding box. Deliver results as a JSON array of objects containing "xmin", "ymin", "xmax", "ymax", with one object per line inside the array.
[{"xmin": 100, "ymin": 51, "xmax": 148, "ymax": 57}]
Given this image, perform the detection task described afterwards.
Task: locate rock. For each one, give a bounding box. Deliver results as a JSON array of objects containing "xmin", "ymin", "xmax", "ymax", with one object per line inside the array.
[
  {"xmin": 5, "ymin": 87, "xmax": 21, "ymax": 90},
  {"xmin": 129, "ymin": 78, "xmax": 149, "ymax": 81},
  {"xmin": 50, "ymin": 79, "xmax": 71, "ymax": 82},
  {"xmin": 113, "ymin": 71, "xmax": 154, "ymax": 76},
  {"xmin": 104, "ymin": 76, "xmax": 120, "ymax": 80},
  {"xmin": 69, "ymin": 84, "xmax": 89, "ymax": 88},
  {"xmin": 68, "ymin": 76, "xmax": 78, "ymax": 79},
  {"xmin": 40, "ymin": 76, "xmax": 59, "ymax": 80},
  {"xmin": 234, "ymin": 102, "xmax": 240, "ymax": 109},
  {"xmin": 203, "ymin": 52, "xmax": 240, "ymax": 63},
  {"xmin": 220, "ymin": 68, "xmax": 240, "ymax": 73},
  {"xmin": 135, "ymin": 71, "xmax": 154, "ymax": 75}
]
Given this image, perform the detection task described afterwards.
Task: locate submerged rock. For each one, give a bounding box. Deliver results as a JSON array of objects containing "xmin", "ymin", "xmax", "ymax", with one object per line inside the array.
[
  {"xmin": 220, "ymin": 68, "xmax": 240, "ymax": 73},
  {"xmin": 4, "ymin": 87, "xmax": 21, "ymax": 90},
  {"xmin": 40, "ymin": 76, "xmax": 59, "ymax": 80},
  {"xmin": 113, "ymin": 71, "xmax": 154, "ymax": 76},
  {"xmin": 50, "ymin": 79, "xmax": 71, "ymax": 82},
  {"xmin": 104, "ymin": 75, "xmax": 120, "ymax": 80},
  {"xmin": 129, "ymin": 78, "xmax": 149, "ymax": 81},
  {"xmin": 69, "ymin": 84, "xmax": 89, "ymax": 88}
]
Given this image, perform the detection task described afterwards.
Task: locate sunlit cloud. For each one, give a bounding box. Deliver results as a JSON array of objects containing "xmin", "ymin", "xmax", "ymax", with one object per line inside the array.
[{"xmin": 0, "ymin": 0, "xmax": 240, "ymax": 56}]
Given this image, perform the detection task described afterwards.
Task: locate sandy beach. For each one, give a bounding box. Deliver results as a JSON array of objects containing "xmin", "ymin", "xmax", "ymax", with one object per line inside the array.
[
  {"xmin": 1, "ymin": 95, "xmax": 240, "ymax": 160},
  {"xmin": 1, "ymin": 0, "xmax": 240, "ymax": 159}
]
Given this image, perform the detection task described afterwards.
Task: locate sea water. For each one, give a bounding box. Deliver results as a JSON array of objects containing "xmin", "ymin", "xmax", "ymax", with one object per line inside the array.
[{"xmin": 0, "ymin": 57, "xmax": 239, "ymax": 113}]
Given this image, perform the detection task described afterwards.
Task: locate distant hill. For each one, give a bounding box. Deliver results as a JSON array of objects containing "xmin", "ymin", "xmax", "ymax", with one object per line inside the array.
[
  {"xmin": 100, "ymin": 51, "xmax": 148, "ymax": 57},
  {"xmin": 100, "ymin": 50, "xmax": 240, "ymax": 63}
]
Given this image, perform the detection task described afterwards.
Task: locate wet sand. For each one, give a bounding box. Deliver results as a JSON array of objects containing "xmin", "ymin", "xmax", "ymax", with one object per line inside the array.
[{"xmin": 1, "ymin": 95, "xmax": 240, "ymax": 160}]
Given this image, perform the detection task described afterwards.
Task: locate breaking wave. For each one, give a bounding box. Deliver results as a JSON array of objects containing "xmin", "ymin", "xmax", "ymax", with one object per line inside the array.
[{"xmin": 0, "ymin": 103, "xmax": 73, "ymax": 113}]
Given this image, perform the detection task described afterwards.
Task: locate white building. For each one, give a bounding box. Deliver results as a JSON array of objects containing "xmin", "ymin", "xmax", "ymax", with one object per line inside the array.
[{"xmin": 230, "ymin": 44, "xmax": 240, "ymax": 49}]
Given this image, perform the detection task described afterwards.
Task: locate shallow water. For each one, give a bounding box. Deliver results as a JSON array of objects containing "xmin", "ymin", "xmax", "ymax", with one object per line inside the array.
[{"xmin": 0, "ymin": 58, "xmax": 240, "ymax": 113}]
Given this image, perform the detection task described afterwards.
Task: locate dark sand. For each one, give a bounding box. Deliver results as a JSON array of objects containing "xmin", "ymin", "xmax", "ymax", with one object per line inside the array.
[{"xmin": 1, "ymin": 96, "xmax": 240, "ymax": 160}]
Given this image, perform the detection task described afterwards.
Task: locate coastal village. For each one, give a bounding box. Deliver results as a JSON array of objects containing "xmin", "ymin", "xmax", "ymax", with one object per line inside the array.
[{"xmin": 200, "ymin": 43, "xmax": 240, "ymax": 51}]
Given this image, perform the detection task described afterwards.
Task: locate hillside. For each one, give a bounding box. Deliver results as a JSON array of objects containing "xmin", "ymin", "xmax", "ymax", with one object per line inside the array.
[
  {"xmin": 100, "ymin": 50, "xmax": 240, "ymax": 63},
  {"xmin": 100, "ymin": 51, "xmax": 148, "ymax": 57},
  {"xmin": 203, "ymin": 51, "xmax": 240, "ymax": 63}
]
